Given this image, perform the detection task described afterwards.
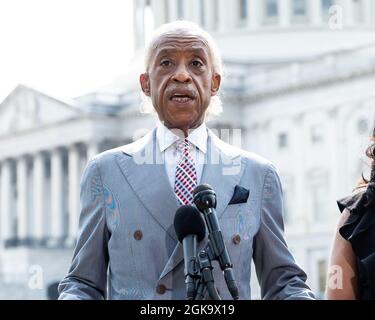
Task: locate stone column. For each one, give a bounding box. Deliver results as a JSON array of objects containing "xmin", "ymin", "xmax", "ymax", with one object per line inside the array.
[
  {"xmin": 87, "ymin": 141, "xmax": 100, "ymax": 162},
  {"xmin": 218, "ymin": 0, "xmax": 231, "ymax": 31},
  {"xmin": 191, "ymin": 0, "xmax": 202, "ymax": 24},
  {"xmin": 50, "ymin": 148, "xmax": 65, "ymax": 244},
  {"xmin": 0, "ymin": 160, "xmax": 13, "ymax": 246},
  {"xmin": 363, "ymin": 0, "xmax": 373, "ymax": 25},
  {"xmin": 193, "ymin": 0, "xmax": 203, "ymax": 26},
  {"xmin": 33, "ymin": 152, "xmax": 46, "ymax": 242},
  {"xmin": 16, "ymin": 156, "xmax": 28, "ymax": 243},
  {"xmin": 68, "ymin": 144, "xmax": 81, "ymax": 245},
  {"xmin": 182, "ymin": 0, "xmax": 195, "ymax": 21},
  {"xmin": 310, "ymin": 0, "xmax": 323, "ymax": 25},
  {"xmin": 343, "ymin": 0, "xmax": 354, "ymax": 26},
  {"xmin": 151, "ymin": 0, "xmax": 166, "ymax": 27},
  {"xmin": 134, "ymin": 0, "xmax": 146, "ymax": 50},
  {"xmin": 292, "ymin": 114, "xmax": 306, "ymax": 232},
  {"xmin": 328, "ymin": 109, "xmax": 340, "ymax": 223},
  {"xmin": 249, "ymin": 0, "xmax": 260, "ymax": 29},
  {"xmin": 204, "ymin": 0, "xmax": 214, "ymax": 29},
  {"xmin": 164, "ymin": 0, "xmax": 171, "ymax": 23},
  {"xmin": 279, "ymin": 0, "xmax": 291, "ymax": 27},
  {"xmin": 168, "ymin": 0, "xmax": 178, "ymax": 21}
]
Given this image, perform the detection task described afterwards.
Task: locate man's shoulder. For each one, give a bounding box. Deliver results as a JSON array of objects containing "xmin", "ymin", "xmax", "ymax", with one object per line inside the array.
[
  {"xmin": 90, "ymin": 129, "xmax": 155, "ymax": 164},
  {"xmin": 209, "ymin": 130, "xmax": 274, "ymax": 172}
]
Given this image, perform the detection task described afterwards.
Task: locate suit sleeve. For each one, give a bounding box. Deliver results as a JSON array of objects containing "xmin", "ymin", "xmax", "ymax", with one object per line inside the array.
[
  {"xmin": 58, "ymin": 158, "xmax": 110, "ymax": 300},
  {"xmin": 252, "ymin": 165, "xmax": 315, "ymax": 300}
]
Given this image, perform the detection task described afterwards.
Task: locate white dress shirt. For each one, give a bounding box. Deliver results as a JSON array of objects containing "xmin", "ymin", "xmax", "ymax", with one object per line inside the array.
[{"xmin": 156, "ymin": 120, "xmax": 207, "ymax": 191}]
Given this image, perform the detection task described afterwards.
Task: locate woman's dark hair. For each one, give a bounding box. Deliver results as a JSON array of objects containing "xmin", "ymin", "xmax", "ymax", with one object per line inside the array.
[{"xmin": 362, "ymin": 126, "xmax": 375, "ymax": 185}]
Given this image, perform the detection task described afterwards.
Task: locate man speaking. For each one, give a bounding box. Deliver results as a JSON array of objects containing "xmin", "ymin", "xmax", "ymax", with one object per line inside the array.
[{"xmin": 58, "ymin": 21, "xmax": 315, "ymax": 300}]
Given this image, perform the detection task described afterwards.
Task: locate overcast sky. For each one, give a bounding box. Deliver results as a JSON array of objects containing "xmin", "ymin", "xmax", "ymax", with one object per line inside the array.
[{"xmin": 0, "ymin": 0, "xmax": 134, "ymax": 103}]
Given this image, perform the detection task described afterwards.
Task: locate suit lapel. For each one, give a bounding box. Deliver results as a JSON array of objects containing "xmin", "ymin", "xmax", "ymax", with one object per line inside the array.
[
  {"xmin": 115, "ymin": 129, "xmax": 180, "ymax": 242},
  {"xmin": 158, "ymin": 129, "xmax": 246, "ymax": 281},
  {"xmin": 200, "ymin": 130, "xmax": 246, "ymax": 220}
]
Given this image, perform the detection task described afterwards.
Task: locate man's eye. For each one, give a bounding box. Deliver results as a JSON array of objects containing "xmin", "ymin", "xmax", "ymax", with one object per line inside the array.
[
  {"xmin": 161, "ymin": 60, "xmax": 172, "ymax": 67},
  {"xmin": 192, "ymin": 60, "xmax": 203, "ymax": 68}
]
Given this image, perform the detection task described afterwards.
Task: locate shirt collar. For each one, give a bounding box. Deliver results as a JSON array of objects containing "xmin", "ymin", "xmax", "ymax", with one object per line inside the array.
[{"xmin": 156, "ymin": 120, "xmax": 207, "ymax": 154}]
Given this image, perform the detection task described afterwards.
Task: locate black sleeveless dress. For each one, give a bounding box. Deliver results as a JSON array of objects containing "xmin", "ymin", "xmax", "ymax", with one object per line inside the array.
[{"xmin": 337, "ymin": 182, "xmax": 375, "ymax": 300}]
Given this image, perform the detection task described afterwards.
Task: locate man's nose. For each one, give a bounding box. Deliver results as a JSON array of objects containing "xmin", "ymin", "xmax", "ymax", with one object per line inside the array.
[{"xmin": 172, "ymin": 63, "xmax": 192, "ymax": 83}]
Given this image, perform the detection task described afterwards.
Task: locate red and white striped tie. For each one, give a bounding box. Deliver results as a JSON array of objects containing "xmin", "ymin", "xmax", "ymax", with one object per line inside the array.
[{"xmin": 174, "ymin": 138, "xmax": 197, "ymax": 205}]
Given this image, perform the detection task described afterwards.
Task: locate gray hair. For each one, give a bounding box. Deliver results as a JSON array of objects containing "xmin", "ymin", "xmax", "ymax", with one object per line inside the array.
[{"xmin": 140, "ymin": 20, "xmax": 224, "ymax": 118}]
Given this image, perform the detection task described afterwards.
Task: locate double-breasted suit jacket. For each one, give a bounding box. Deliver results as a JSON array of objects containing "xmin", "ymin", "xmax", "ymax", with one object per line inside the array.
[{"xmin": 58, "ymin": 128, "xmax": 314, "ymax": 300}]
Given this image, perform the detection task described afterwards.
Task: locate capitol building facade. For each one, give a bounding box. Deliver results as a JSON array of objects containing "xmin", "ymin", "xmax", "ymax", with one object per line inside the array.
[{"xmin": 1, "ymin": 0, "xmax": 375, "ymax": 299}]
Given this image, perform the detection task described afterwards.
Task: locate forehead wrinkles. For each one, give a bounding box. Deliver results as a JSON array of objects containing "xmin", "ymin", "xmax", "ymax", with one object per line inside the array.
[{"xmin": 151, "ymin": 35, "xmax": 211, "ymax": 60}]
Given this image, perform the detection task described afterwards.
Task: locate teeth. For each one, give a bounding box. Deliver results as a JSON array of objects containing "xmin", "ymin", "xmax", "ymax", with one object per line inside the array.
[{"xmin": 171, "ymin": 96, "xmax": 192, "ymax": 103}]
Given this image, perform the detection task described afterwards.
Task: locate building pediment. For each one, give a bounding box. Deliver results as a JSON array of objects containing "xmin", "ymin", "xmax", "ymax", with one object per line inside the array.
[{"xmin": 0, "ymin": 85, "xmax": 81, "ymax": 136}]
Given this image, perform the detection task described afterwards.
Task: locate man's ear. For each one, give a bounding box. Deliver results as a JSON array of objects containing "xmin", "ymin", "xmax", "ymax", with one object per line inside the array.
[
  {"xmin": 211, "ymin": 73, "xmax": 221, "ymax": 96},
  {"xmin": 140, "ymin": 73, "xmax": 151, "ymax": 96}
]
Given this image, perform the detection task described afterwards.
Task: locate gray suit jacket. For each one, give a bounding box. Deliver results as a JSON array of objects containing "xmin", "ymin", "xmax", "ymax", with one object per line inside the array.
[{"xmin": 58, "ymin": 128, "xmax": 315, "ymax": 300}]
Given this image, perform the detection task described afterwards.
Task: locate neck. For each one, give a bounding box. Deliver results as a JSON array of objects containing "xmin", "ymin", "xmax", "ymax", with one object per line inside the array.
[{"xmin": 164, "ymin": 122, "xmax": 204, "ymax": 138}]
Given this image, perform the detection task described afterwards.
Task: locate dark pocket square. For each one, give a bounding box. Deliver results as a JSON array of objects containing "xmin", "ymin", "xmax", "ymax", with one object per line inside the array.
[{"xmin": 229, "ymin": 185, "xmax": 249, "ymax": 205}]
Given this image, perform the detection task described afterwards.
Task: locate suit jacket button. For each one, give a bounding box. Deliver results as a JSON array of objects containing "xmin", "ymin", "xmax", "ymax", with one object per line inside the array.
[
  {"xmin": 156, "ymin": 284, "xmax": 167, "ymax": 295},
  {"xmin": 133, "ymin": 230, "xmax": 143, "ymax": 241},
  {"xmin": 232, "ymin": 234, "xmax": 241, "ymax": 245}
]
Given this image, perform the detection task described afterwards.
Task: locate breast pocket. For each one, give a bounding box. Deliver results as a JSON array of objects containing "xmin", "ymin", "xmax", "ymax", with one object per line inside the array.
[
  {"xmin": 221, "ymin": 200, "xmax": 256, "ymax": 239},
  {"xmin": 221, "ymin": 203, "xmax": 248, "ymax": 219}
]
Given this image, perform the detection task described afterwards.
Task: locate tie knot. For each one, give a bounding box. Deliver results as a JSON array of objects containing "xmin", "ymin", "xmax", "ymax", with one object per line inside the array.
[{"xmin": 176, "ymin": 138, "xmax": 189, "ymax": 152}]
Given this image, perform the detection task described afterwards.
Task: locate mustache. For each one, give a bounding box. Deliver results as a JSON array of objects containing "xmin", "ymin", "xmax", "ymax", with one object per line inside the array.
[{"xmin": 166, "ymin": 87, "xmax": 198, "ymax": 99}]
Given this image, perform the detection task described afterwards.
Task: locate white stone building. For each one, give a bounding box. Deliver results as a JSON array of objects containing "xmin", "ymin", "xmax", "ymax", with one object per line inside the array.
[
  {"xmin": 0, "ymin": 85, "xmax": 152, "ymax": 298},
  {"xmin": 1, "ymin": 0, "xmax": 375, "ymax": 299}
]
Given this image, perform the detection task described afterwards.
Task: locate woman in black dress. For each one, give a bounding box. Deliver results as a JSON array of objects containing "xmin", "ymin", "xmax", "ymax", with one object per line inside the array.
[{"xmin": 326, "ymin": 127, "xmax": 375, "ymax": 299}]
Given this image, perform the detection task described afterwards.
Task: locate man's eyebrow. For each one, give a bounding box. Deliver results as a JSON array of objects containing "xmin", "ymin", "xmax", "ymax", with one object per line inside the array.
[
  {"xmin": 154, "ymin": 48, "xmax": 176, "ymax": 58},
  {"xmin": 189, "ymin": 47, "xmax": 209, "ymax": 57}
]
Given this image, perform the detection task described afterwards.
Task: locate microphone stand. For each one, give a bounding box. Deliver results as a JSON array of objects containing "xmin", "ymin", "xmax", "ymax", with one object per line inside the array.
[
  {"xmin": 184, "ymin": 240, "xmax": 220, "ymax": 300},
  {"xmin": 187, "ymin": 235, "xmax": 236, "ymax": 300},
  {"xmin": 194, "ymin": 243, "xmax": 221, "ymax": 300},
  {"xmin": 189, "ymin": 184, "xmax": 240, "ymax": 300},
  {"xmin": 193, "ymin": 235, "xmax": 238, "ymax": 300}
]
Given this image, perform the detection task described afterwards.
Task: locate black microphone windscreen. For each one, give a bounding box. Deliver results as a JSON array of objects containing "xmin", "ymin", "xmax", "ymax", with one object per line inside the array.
[
  {"xmin": 192, "ymin": 184, "xmax": 213, "ymax": 197},
  {"xmin": 174, "ymin": 205, "xmax": 206, "ymax": 243}
]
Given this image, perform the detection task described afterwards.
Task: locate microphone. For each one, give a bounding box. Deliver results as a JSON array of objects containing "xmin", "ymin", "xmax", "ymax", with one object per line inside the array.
[
  {"xmin": 174, "ymin": 205, "xmax": 206, "ymax": 300},
  {"xmin": 193, "ymin": 184, "xmax": 240, "ymax": 300}
]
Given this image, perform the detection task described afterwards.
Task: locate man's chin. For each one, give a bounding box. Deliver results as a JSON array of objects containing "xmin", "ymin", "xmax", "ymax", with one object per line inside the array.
[{"xmin": 164, "ymin": 117, "xmax": 200, "ymax": 132}]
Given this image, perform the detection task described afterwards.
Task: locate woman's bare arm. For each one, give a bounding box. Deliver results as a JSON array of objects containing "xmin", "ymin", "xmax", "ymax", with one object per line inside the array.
[{"xmin": 326, "ymin": 208, "xmax": 359, "ymax": 300}]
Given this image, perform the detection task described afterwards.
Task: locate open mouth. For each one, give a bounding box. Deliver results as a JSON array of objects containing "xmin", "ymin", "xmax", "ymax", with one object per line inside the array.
[
  {"xmin": 169, "ymin": 91, "xmax": 195, "ymax": 104},
  {"xmin": 170, "ymin": 95, "xmax": 193, "ymax": 103}
]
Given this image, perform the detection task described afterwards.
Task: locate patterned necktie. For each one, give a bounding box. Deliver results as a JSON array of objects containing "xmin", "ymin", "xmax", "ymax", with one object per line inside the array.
[{"xmin": 174, "ymin": 138, "xmax": 198, "ymax": 205}]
